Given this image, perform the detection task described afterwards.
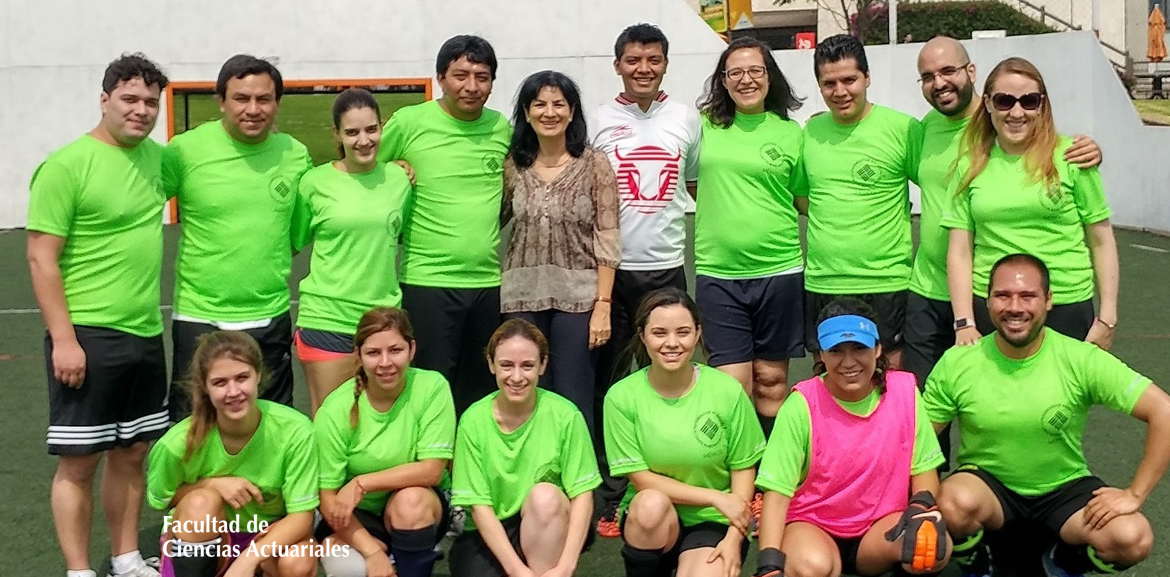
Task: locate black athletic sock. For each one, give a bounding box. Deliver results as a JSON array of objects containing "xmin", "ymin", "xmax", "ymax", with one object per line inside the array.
[
  {"xmin": 952, "ymin": 529, "xmax": 990, "ymax": 575},
  {"xmin": 1053, "ymin": 542, "xmax": 1126, "ymax": 574},
  {"xmin": 389, "ymin": 523, "xmax": 441, "ymax": 577},
  {"xmin": 621, "ymin": 543, "xmax": 667, "ymax": 577},
  {"xmin": 757, "ymin": 412, "xmax": 776, "ymax": 440},
  {"xmin": 168, "ymin": 537, "xmax": 220, "ymax": 577}
]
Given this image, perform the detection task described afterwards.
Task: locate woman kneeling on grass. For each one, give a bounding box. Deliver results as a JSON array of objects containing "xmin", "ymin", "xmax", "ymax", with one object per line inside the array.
[
  {"xmin": 313, "ymin": 307, "xmax": 456, "ymax": 577},
  {"xmin": 605, "ymin": 287, "xmax": 766, "ymax": 577},
  {"xmin": 752, "ymin": 298, "xmax": 951, "ymax": 577},
  {"xmin": 448, "ymin": 318, "xmax": 600, "ymax": 577},
  {"xmin": 147, "ymin": 331, "xmax": 318, "ymax": 577}
]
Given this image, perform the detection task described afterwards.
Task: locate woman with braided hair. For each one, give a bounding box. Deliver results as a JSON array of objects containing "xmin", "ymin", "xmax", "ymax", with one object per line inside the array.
[{"xmin": 312, "ymin": 307, "xmax": 457, "ymax": 577}]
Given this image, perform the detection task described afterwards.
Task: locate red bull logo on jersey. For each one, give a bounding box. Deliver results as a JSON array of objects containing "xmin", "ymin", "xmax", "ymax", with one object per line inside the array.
[
  {"xmin": 609, "ymin": 124, "xmax": 634, "ymax": 139},
  {"xmin": 613, "ymin": 145, "xmax": 681, "ymax": 215}
]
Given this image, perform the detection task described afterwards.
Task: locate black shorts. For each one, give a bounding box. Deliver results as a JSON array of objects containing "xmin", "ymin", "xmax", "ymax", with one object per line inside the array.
[
  {"xmin": 831, "ymin": 534, "xmax": 865, "ymax": 576},
  {"xmin": 804, "ymin": 290, "xmax": 908, "ymax": 353},
  {"xmin": 401, "ymin": 284, "xmax": 500, "ymax": 416},
  {"xmin": 313, "ymin": 487, "xmax": 451, "ymax": 546},
  {"xmin": 448, "ymin": 515, "xmax": 523, "ymax": 577},
  {"xmin": 596, "ymin": 266, "xmax": 688, "ymax": 387},
  {"xmin": 973, "ymin": 296, "xmax": 1094, "ymax": 341},
  {"xmin": 952, "ymin": 465, "xmax": 1106, "ymax": 534},
  {"xmin": 696, "ymin": 273, "xmax": 806, "ymax": 366},
  {"xmin": 619, "ymin": 515, "xmax": 749, "ymax": 570},
  {"xmin": 46, "ymin": 326, "xmax": 169, "ymax": 455},
  {"xmin": 169, "ymin": 312, "xmax": 294, "ymax": 421},
  {"xmin": 448, "ymin": 513, "xmax": 595, "ymax": 577},
  {"xmin": 901, "ymin": 293, "xmax": 954, "ymax": 389}
]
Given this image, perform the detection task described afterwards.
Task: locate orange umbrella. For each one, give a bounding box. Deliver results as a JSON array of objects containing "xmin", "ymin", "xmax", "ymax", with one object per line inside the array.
[{"xmin": 1151, "ymin": 6, "xmax": 1168, "ymax": 62}]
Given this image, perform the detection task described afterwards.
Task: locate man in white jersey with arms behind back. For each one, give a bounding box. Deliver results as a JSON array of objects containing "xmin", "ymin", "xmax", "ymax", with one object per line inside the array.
[{"xmin": 588, "ymin": 22, "xmax": 701, "ymax": 539}]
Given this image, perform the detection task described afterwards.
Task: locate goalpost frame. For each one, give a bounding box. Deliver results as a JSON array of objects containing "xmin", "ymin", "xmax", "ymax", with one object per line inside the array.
[{"xmin": 163, "ymin": 77, "xmax": 433, "ymax": 222}]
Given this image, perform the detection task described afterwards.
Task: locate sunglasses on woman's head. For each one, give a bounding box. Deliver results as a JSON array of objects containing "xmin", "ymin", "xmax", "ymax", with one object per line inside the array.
[{"xmin": 990, "ymin": 92, "xmax": 1044, "ymax": 111}]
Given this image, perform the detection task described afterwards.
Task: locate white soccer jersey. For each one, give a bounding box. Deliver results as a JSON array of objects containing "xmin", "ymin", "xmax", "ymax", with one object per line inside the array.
[{"xmin": 589, "ymin": 92, "xmax": 700, "ymax": 271}]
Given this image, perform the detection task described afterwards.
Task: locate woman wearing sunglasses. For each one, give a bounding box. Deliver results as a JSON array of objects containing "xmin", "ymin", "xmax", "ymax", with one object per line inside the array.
[{"xmin": 943, "ymin": 57, "xmax": 1119, "ymax": 349}]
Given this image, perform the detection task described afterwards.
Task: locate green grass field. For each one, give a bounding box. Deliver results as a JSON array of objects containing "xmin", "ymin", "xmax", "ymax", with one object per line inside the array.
[
  {"xmin": 1133, "ymin": 99, "xmax": 1170, "ymax": 125},
  {"xmin": 3, "ymin": 222, "xmax": 1170, "ymax": 576},
  {"xmin": 172, "ymin": 92, "xmax": 426, "ymax": 164}
]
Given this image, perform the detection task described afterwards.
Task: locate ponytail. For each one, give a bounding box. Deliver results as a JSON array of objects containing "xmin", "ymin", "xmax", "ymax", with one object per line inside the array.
[{"xmin": 350, "ymin": 306, "xmax": 415, "ymax": 429}]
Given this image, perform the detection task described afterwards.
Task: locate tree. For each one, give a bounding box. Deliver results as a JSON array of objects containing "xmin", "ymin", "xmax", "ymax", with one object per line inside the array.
[{"xmin": 774, "ymin": 0, "xmax": 883, "ymax": 43}]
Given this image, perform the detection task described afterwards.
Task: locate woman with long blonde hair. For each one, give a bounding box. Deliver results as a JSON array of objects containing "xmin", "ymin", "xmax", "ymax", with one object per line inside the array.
[
  {"xmin": 146, "ymin": 331, "xmax": 318, "ymax": 577},
  {"xmin": 944, "ymin": 57, "xmax": 1119, "ymax": 349}
]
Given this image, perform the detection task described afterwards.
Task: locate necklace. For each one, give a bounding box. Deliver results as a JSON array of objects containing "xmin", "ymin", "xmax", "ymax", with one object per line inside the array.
[{"xmin": 536, "ymin": 153, "xmax": 571, "ymax": 168}]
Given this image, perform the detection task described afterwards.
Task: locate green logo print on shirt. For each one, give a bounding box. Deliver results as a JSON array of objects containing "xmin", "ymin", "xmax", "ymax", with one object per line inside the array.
[
  {"xmin": 1041, "ymin": 404, "xmax": 1073, "ymax": 436},
  {"xmin": 759, "ymin": 143, "xmax": 786, "ymax": 166},
  {"xmin": 269, "ymin": 176, "xmax": 292, "ymax": 202},
  {"xmin": 1039, "ymin": 183, "xmax": 1064, "ymax": 211},
  {"xmin": 482, "ymin": 153, "xmax": 502, "ymax": 174},
  {"xmin": 534, "ymin": 459, "xmax": 562, "ymax": 487},
  {"xmin": 693, "ymin": 411, "xmax": 725, "ymax": 448},
  {"xmin": 852, "ymin": 159, "xmax": 878, "ymax": 184},
  {"xmin": 385, "ymin": 209, "xmax": 403, "ymax": 236}
]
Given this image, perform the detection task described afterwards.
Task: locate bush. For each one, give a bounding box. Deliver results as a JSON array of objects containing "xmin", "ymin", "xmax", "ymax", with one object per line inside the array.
[{"xmin": 850, "ymin": 1, "xmax": 1056, "ymax": 45}]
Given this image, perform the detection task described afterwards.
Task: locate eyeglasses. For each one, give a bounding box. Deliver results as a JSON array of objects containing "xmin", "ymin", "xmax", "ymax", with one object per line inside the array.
[
  {"xmin": 723, "ymin": 65, "xmax": 766, "ymax": 82},
  {"xmin": 989, "ymin": 92, "xmax": 1044, "ymax": 111},
  {"xmin": 918, "ymin": 62, "xmax": 969, "ymax": 84}
]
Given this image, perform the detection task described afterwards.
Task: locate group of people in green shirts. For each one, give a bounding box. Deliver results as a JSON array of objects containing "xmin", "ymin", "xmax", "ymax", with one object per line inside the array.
[{"xmin": 26, "ymin": 19, "xmax": 1170, "ymax": 577}]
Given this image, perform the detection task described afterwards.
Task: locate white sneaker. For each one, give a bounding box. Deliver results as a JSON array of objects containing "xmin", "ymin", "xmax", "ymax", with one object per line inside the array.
[{"xmin": 106, "ymin": 564, "xmax": 160, "ymax": 577}]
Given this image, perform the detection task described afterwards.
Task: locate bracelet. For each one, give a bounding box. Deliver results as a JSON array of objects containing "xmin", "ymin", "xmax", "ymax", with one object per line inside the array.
[
  {"xmin": 1094, "ymin": 317, "xmax": 1117, "ymax": 330},
  {"xmin": 594, "ymin": 296, "xmax": 612, "ymax": 304}
]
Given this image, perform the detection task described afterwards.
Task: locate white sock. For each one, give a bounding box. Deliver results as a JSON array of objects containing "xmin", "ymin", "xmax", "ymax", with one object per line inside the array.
[
  {"xmin": 318, "ymin": 545, "xmax": 368, "ymax": 577},
  {"xmin": 67, "ymin": 571, "xmax": 98, "ymax": 577},
  {"xmin": 110, "ymin": 550, "xmax": 145, "ymax": 574}
]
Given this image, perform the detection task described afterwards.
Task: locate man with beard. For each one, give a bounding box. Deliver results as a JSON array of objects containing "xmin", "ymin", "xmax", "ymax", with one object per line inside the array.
[
  {"xmin": 588, "ymin": 22, "xmax": 701, "ymax": 539},
  {"xmin": 924, "ymin": 253, "xmax": 1170, "ymax": 577},
  {"xmin": 904, "ymin": 37, "xmax": 1102, "ymax": 469}
]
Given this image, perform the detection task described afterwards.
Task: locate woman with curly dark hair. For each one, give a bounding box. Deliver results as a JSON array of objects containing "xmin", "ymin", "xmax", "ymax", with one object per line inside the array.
[{"xmin": 693, "ymin": 36, "xmax": 806, "ymax": 444}]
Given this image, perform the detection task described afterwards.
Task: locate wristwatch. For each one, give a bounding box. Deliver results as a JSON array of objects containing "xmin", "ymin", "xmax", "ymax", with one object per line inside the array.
[{"xmin": 953, "ymin": 317, "xmax": 974, "ymax": 332}]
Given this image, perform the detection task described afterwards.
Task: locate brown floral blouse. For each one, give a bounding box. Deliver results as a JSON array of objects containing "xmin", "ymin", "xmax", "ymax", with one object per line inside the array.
[{"xmin": 501, "ymin": 146, "xmax": 621, "ymax": 313}]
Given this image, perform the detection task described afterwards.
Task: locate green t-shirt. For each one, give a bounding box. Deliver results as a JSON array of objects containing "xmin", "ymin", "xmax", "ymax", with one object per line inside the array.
[
  {"xmin": 694, "ymin": 112, "xmax": 805, "ymax": 278},
  {"xmin": 314, "ymin": 369, "xmax": 456, "ymax": 514},
  {"xmin": 291, "ymin": 162, "xmax": 412, "ymax": 334},
  {"xmin": 604, "ymin": 365, "xmax": 766, "ymax": 527},
  {"xmin": 801, "ymin": 105, "xmax": 923, "ymax": 294},
  {"xmin": 940, "ymin": 138, "xmax": 1111, "ymax": 304},
  {"xmin": 909, "ymin": 109, "xmax": 970, "ymax": 301},
  {"xmin": 755, "ymin": 385, "xmax": 944, "ymax": 497},
  {"xmin": 162, "ymin": 121, "xmax": 312, "ymax": 321},
  {"xmin": 377, "ymin": 100, "xmax": 512, "ymax": 288},
  {"xmin": 451, "ymin": 389, "xmax": 600, "ymax": 530},
  {"xmin": 924, "ymin": 329, "xmax": 1151, "ymax": 496},
  {"xmin": 146, "ymin": 401, "xmax": 320, "ymax": 526},
  {"xmin": 27, "ymin": 135, "xmax": 165, "ymax": 337}
]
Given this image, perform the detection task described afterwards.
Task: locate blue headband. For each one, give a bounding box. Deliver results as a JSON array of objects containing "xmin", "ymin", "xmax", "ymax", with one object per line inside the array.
[{"xmin": 817, "ymin": 315, "xmax": 879, "ymax": 350}]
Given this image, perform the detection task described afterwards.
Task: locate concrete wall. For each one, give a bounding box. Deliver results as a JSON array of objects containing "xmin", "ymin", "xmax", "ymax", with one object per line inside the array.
[
  {"xmin": 2, "ymin": 4, "xmax": 1167, "ymax": 232},
  {"xmin": 0, "ymin": 0, "xmax": 727, "ymax": 230},
  {"xmin": 773, "ymin": 30, "xmax": 1170, "ymax": 232}
]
